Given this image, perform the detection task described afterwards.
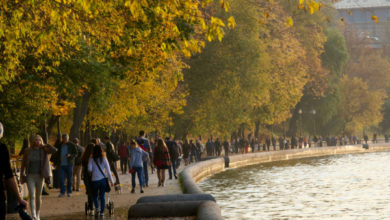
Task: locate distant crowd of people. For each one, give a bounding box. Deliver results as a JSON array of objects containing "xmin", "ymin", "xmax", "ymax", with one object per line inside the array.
[{"xmin": 1, "ymin": 121, "xmax": 388, "ymax": 219}]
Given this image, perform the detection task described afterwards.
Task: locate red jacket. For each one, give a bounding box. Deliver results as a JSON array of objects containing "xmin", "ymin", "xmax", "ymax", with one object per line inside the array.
[{"xmin": 119, "ymin": 145, "xmax": 129, "ymax": 158}]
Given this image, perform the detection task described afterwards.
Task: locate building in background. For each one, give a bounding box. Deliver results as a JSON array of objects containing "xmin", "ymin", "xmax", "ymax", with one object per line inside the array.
[{"xmin": 335, "ymin": 0, "xmax": 390, "ymax": 48}]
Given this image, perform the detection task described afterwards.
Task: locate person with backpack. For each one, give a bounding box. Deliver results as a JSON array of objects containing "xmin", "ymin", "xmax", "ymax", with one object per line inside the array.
[
  {"xmin": 88, "ymin": 145, "xmax": 114, "ymax": 216},
  {"xmin": 129, "ymin": 140, "xmax": 148, "ymax": 193},
  {"xmin": 72, "ymin": 138, "xmax": 84, "ymax": 192},
  {"xmin": 165, "ymin": 137, "xmax": 179, "ymax": 180},
  {"xmin": 103, "ymin": 137, "xmax": 120, "ymax": 186}
]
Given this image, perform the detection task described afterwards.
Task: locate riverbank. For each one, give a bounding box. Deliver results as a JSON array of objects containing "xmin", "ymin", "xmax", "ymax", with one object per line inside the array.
[{"xmin": 181, "ymin": 143, "xmax": 390, "ymax": 194}]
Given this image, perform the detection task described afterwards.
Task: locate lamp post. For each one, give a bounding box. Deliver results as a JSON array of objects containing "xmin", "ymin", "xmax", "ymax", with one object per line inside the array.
[
  {"xmin": 298, "ymin": 109, "xmax": 303, "ymax": 137},
  {"xmin": 312, "ymin": 109, "xmax": 316, "ymax": 136}
]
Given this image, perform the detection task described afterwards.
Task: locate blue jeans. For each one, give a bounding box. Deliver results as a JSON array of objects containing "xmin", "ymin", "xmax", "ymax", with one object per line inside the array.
[
  {"xmin": 91, "ymin": 178, "xmax": 107, "ymax": 213},
  {"xmin": 59, "ymin": 165, "xmax": 73, "ymax": 195},
  {"xmin": 131, "ymin": 167, "xmax": 144, "ymax": 188},
  {"xmin": 168, "ymin": 158, "xmax": 177, "ymax": 178},
  {"xmin": 143, "ymin": 161, "xmax": 148, "ymax": 186}
]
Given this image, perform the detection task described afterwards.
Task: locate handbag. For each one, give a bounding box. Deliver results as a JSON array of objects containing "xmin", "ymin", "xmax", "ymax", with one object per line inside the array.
[{"xmin": 94, "ymin": 159, "xmax": 111, "ymax": 193}]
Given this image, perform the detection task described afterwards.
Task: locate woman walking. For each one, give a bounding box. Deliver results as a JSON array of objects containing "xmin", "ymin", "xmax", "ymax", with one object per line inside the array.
[
  {"xmin": 88, "ymin": 145, "xmax": 114, "ymax": 216},
  {"xmin": 81, "ymin": 143, "xmax": 95, "ymax": 215},
  {"xmin": 153, "ymin": 139, "xmax": 171, "ymax": 187},
  {"xmin": 21, "ymin": 135, "xmax": 56, "ymax": 220},
  {"xmin": 129, "ymin": 140, "xmax": 149, "ymax": 193}
]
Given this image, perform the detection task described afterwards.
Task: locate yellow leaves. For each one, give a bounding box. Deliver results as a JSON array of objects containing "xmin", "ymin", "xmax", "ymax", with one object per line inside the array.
[
  {"xmin": 220, "ymin": 0, "xmax": 229, "ymax": 12},
  {"xmin": 371, "ymin": 14, "xmax": 379, "ymax": 23},
  {"xmin": 340, "ymin": 17, "xmax": 345, "ymax": 23},
  {"xmin": 297, "ymin": 0, "xmax": 322, "ymax": 15},
  {"xmin": 227, "ymin": 16, "xmax": 235, "ymax": 29},
  {"xmin": 286, "ymin": 17, "xmax": 294, "ymax": 27},
  {"xmin": 127, "ymin": 0, "xmax": 147, "ymax": 21},
  {"xmin": 206, "ymin": 17, "xmax": 225, "ymax": 42}
]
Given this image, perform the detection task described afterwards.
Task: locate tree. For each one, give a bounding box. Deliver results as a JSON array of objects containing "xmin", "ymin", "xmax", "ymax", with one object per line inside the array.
[{"xmin": 337, "ymin": 76, "xmax": 384, "ymax": 134}]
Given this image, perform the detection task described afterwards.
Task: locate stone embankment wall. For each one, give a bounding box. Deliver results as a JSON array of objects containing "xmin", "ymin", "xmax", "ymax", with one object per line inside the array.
[{"xmin": 180, "ymin": 144, "xmax": 390, "ymax": 204}]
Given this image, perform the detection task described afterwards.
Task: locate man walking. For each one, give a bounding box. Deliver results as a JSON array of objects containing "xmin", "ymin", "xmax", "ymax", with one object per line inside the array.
[
  {"xmin": 165, "ymin": 137, "xmax": 179, "ymax": 179},
  {"xmin": 54, "ymin": 134, "xmax": 77, "ymax": 197},
  {"xmin": 137, "ymin": 131, "xmax": 151, "ymax": 187}
]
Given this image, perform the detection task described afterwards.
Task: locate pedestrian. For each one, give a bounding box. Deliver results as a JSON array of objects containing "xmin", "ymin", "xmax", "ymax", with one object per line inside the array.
[
  {"xmin": 0, "ymin": 122, "xmax": 28, "ymax": 219},
  {"xmin": 53, "ymin": 134, "xmax": 77, "ymax": 197},
  {"xmin": 165, "ymin": 137, "xmax": 179, "ymax": 180},
  {"xmin": 153, "ymin": 139, "xmax": 171, "ymax": 187},
  {"xmin": 103, "ymin": 137, "xmax": 120, "ymax": 187},
  {"xmin": 196, "ymin": 140, "xmax": 204, "ymax": 161},
  {"xmin": 81, "ymin": 143, "xmax": 95, "ymax": 216},
  {"xmin": 189, "ymin": 140, "xmax": 196, "ymax": 163},
  {"xmin": 266, "ymin": 137, "xmax": 271, "ymax": 151},
  {"xmin": 176, "ymin": 140, "xmax": 183, "ymax": 169},
  {"xmin": 149, "ymin": 139, "xmax": 155, "ymax": 174},
  {"xmin": 223, "ymin": 139, "xmax": 230, "ymax": 156},
  {"xmin": 20, "ymin": 135, "xmax": 56, "ymax": 220},
  {"xmin": 129, "ymin": 140, "xmax": 148, "ymax": 193},
  {"xmin": 118, "ymin": 141, "xmax": 129, "ymax": 175},
  {"xmin": 364, "ymin": 134, "xmax": 368, "ymax": 144},
  {"xmin": 215, "ymin": 138, "xmax": 221, "ymax": 156},
  {"xmin": 244, "ymin": 139, "xmax": 249, "ymax": 153},
  {"xmin": 272, "ymin": 136, "xmax": 276, "ymax": 151},
  {"xmin": 206, "ymin": 139, "xmax": 212, "ymax": 156},
  {"xmin": 182, "ymin": 139, "xmax": 190, "ymax": 165},
  {"xmin": 72, "ymin": 138, "xmax": 84, "ymax": 192},
  {"xmin": 88, "ymin": 145, "xmax": 114, "ymax": 216},
  {"xmin": 137, "ymin": 131, "xmax": 152, "ymax": 187},
  {"xmin": 278, "ymin": 136, "xmax": 284, "ymax": 150}
]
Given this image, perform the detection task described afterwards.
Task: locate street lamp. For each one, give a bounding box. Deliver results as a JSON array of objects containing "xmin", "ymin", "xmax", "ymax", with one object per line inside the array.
[
  {"xmin": 298, "ymin": 109, "xmax": 303, "ymax": 137},
  {"xmin": 312, "ymin": 109, "xmax": 316, "ymax": 136}
]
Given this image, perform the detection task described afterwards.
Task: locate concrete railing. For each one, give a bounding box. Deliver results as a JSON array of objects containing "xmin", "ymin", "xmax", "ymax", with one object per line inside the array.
[{"xmin": 179, "ymin": 143, "xmax": 390, "ymax": 219}]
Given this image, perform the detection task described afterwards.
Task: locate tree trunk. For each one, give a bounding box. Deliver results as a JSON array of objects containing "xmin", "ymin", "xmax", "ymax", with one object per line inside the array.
[
  {"xmin": 70, "ymin": 90, "xmax": 90, "ymax": 140},
  {"xmin": 46, "ymin": 115, "xmax": 59, "ymax": 141},
  {"xmin": 254, "ymin": 120, "xmax": 260, "ymax": 139},
  {"xmin": 57, "ymin": 117, "xmax": 61, "ymax": 140},
  {"xmin": 40, "ymin": 117, "xmax": 48, "ymax": 144}
]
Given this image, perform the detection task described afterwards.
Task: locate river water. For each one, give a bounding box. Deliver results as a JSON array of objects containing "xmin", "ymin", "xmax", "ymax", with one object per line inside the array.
[{"xmin": 198, "ymin": 152, "xmax": 390, "ymax": 219}]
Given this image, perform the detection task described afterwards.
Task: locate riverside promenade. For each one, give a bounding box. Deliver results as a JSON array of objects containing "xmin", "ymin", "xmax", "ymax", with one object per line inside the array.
[
  {"xmin": 8, "ymin": 143, "xmax": 390, "ymax": 219},
  {"xmin": 7, "ymin": 168, "xmax": 184, "ymax": 220}
]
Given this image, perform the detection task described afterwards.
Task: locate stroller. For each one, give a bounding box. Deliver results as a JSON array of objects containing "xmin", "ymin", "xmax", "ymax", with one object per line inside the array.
[{"xmin": 85, "ymin": 193, "xmax": 114, "ymax": 216}]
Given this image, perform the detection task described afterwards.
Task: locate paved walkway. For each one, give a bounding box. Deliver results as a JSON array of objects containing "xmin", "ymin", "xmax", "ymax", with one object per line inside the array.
[{"xmin": 7, "ymin": 166, "xmax": 183, "ymax": 220}]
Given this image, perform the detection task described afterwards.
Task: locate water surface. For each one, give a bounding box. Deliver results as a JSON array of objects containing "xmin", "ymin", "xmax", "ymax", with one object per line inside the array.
[{"xmin": 199, "ymin": 152, "xmax": 390, "ymax": 219}]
